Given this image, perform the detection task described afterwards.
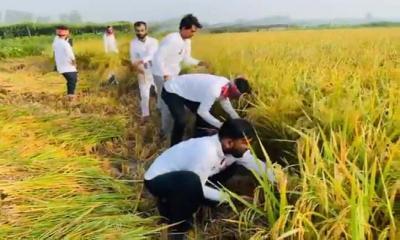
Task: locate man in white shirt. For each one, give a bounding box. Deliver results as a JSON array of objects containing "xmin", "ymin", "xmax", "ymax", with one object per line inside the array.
[
  {"xmin": 130, "ymin": 21, "xmax": 159, "ymax": 124},
  {"xmin": 52, "ymin": 25, "xmax": 78, "ymax": 100},
  {"xmin": 53, "ymin": 36, "xmax": 73, "ymax": 71},
  {"xmin": 144, "ymin": 119, "xmax": 275, "ymax": 232},
  {"xmin": 103, "ymin": 26, "xmax": 119, "ymax": 84},
  {"xmin": 152, "ymin": 14, "xmax": 208, "ymax": 137},
  {"xmin": 162, "ymin": 73, "xmax": 251, "ymax": 146}
]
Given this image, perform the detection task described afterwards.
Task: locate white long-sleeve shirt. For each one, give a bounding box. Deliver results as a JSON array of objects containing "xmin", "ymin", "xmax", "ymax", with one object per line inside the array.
[
  {"xmin": 144, "ymin": 134, "xmax": 275, "ymax": 202},
  {"xmin": 152, "ymin": 32, "xmax": 200, "ymax": 77},
  {"xmin": 164, "ymin": 74, "xmax": 240, "ymax": 128},
  {"xmin": 130, "ymin": 36, "xmax": 159, "ymax": 74},
  {"xmin": 103, "ymin": 33, "xmax": 119, "ymax": 54},
  {"xmin": 52, "ymin": 36, "xmax": 77, "ymax": 73}
]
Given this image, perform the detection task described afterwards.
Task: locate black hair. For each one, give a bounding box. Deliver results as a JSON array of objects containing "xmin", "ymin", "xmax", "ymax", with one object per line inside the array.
[
  {"xmin": 106, "ymin": 25, "xmax": 112, "ymax": 28},
  {"xmin": 179, "ymin": 14, "xmax": 202, "ymax": 30},
  {"xmin": 56, "ymin": 25, "xmax": 69, "ymax": 30},
  {"xmin": 234, "ymin": 77, "xmax": 251, "ymax": 94},
  {"xmin": 219, "ymin": 119, "xmax": 256, "ymax": 140},
  {"xmin": 134, "ymin": 21, "xmax": 147, "ymax": 29}
]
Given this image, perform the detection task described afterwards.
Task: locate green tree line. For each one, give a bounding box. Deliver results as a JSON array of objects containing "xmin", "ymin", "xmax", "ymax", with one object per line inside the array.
[{"xmin": 0, "ymin": 22, "xmax": 134, "ymax": 38}]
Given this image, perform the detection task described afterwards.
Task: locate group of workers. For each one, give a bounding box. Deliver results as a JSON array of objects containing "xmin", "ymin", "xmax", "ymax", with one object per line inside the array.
[{"xmin": 52, "ymin": 14, "xmax": 275, "ymax": 236}]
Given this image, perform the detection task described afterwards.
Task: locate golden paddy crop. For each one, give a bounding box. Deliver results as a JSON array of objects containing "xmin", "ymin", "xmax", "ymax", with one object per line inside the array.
[{"xmin": 0, "ymin": 27, "xmax": 398, "ymax": 239}]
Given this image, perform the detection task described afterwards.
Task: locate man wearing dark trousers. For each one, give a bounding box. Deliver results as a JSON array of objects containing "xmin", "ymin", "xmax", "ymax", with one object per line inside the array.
[
  {"xmin": 162, "ymin": 73, "xmax": 251, "ymax": 146},
  {"xmin": 52, "ymin": 25, "xmax": 78, "ymax": 100},
  {"xmin": 144, "ymin": 119, "xmax": 275, "ymax": 234},
  {"xmin": 152, "ymin": 14, "xmax": 208, "ymax": 138}
]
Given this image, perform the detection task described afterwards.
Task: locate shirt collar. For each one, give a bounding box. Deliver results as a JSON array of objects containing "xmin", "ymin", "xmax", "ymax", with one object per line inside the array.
[
  {"xmin": 210, "ymin": 134, "xmax": 225, "ymax": 159},
  {"xmin": 177, "ymin": 32, "xmax": 185, "ymax": 42}
]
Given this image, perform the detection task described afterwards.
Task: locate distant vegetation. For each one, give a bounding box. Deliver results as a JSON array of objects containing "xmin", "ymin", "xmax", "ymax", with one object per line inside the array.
[
  {"xmin": 0, "ymin": 36, "xmax": 51, "ymax": 59},
  {"xmin": 0, "ymin": 22, "xmax": 133, "ymax": 39},
  {"xmin": 1, "ymin": 20, "xmax": 400, "ymax": 39},
  {"xmin": 360, "ymin": 21, "xmax": 400, "ymax": 27}
]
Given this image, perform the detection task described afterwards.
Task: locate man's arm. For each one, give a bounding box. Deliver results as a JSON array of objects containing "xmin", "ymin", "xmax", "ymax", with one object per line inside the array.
[
  {"xmin": 154, "ymin": 37, "xmax": 176, "ymax": 79},
  {"xmin": 183, "ymin": 40, "xmax": 200, "ymax": 66},
  {"xmin": 219, "ymin": 98, "xmax": 240, "ymax": 119},
  {"xmin": 235, "ymin": 151, "xmax": 275, "ymax": 183},
  {"xmin": 112, "ymin": 37, "xmax": 119, "ymax": 53},
  {"xmin": 198, "ymin": 171, "xmax": 225, "ymax": 202},
  {"xmin": 103, "ymin": 35, "xmax": 109, "ymax": 53},
  {"xmin": 129, "ymin": 42, "xmax": 145, "ymax": 74},
  {"xmin": 130, "ymin": 42, "xmax": 142, "ymax": 64},
  {"xmin": 142, "ymin": 40, "xmax": 159, "ymax": 64},
  {"xmin": 64, "ymin": 43, "xmax": 76, "ymax": 66},
  {"xmin": 197, "ymin": 101, "xmax": 223, "ymax": 128}
]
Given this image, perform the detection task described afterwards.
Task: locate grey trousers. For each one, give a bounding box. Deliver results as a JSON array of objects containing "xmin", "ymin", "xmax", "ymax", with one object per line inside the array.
[{"xmin": 153, "ymin": 74, "xmax": 173, "ymax": 135}]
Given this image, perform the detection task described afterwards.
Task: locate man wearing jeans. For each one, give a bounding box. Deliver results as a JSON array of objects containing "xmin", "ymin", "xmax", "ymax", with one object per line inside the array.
[
  {"xmin": 53, "ymin": 25, "xmax": 78, "ymax": 100},
  {"xmin": 152, "ymin": 14, "xmax": 208, "ymax": 138}
]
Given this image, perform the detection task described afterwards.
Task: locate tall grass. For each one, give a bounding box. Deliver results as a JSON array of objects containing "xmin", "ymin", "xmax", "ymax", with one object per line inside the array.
[{"xmin": 193, "ymin": 28, "xmax": 399, "ymax": 239}]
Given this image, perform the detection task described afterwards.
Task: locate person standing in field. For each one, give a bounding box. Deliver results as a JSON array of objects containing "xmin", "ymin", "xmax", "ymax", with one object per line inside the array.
[
  {"xmin": 53, "ymin": 34, "xmax": 73, "ymax": 71},
  {"xmin": 162, "ymin": 73, "xmax": 251, "ymax": 146},
  {"xmin": 152, "ymin": 14, "xmax": 209, "ymax": 138},
  {"xmin": 144, "ymin": 118, "xmax": 275, "ymax": 234},
  {"xmin": 53, "ymin": 25, "xmax": 78, "ymax": 100},
  {"xmin": 103, "ymin": 26, "xmax": 119, "ymax": 85},
  {"xmin": 130, "ymin": 21, "xmax": 159, "ymax": 124}
]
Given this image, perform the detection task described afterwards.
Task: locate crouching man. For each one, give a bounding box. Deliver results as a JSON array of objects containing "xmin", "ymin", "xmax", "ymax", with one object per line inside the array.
[
  {"xmin": 162, "ymin": 73, "xmax": 251, "ymax": 146},
  {"xmin": 144, "ymin": 118, "xmax": 275, "ymax": 233}
]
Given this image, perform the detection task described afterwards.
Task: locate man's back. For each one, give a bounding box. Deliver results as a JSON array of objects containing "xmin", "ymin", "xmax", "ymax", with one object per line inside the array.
[
  {"xmin": 144, "ymin": 135, "xmax": 223, "ymax": 181},
  {"xmin": 164, "ymin": 73, "xmax": 229, "ymax": 103}
]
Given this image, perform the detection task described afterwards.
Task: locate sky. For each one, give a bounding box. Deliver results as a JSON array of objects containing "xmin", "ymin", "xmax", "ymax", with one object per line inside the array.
[{"xmin": 1, "ymin": 0, "xmax": 399, "ymax": 23}]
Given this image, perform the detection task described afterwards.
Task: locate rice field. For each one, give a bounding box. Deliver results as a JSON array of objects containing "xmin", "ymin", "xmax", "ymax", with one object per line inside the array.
[{"xmin": 0, "ymin": 27, "xmax": 399, "ymax": 239}]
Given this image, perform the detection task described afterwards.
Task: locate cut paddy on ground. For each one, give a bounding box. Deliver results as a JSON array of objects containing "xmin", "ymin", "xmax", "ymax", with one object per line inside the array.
[{"xmin": 0, "ymin": 28, "xmax": 399, "ymax": 239}]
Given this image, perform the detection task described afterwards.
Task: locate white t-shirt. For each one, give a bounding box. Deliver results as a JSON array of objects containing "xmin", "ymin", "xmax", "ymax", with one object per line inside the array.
[
  {"xmin": 130, "ymin": 36, "xmax": 159, "ymax": 75},
  {"xmin": 103, "ymin": 33, "xmax": 119, "ymax": 53},
  {"xmin": 52, "ymin": 36, "xmax": 77, "ymax": 73},
  {"xmin": 144, "ymin": 134, "xmax": 275, "ymax": 202},
  {"xmin": 164, "ymin": 74, "xmax": 240, "ymax": 128},
  {"xmin": 152, "ymin": 32, "xmax": 199, "ymax": 77}
]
